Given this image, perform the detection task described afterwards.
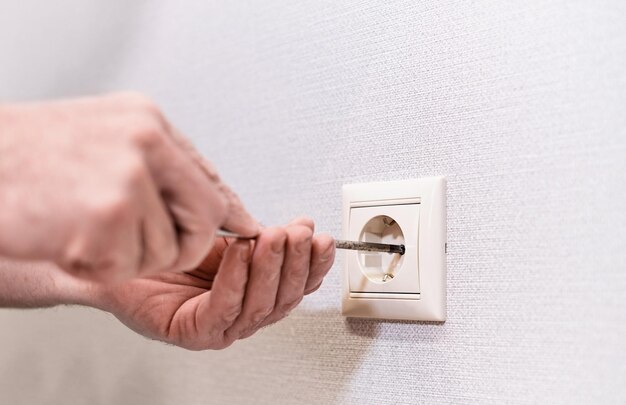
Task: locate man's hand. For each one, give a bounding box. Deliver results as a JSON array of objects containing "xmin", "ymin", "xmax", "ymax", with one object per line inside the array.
[
  {"xmin": 0, "ymin": 93, "xmax": 259, "ymax": 282},
  {"xmin": 93, "ymin": 218, "xmax": 335, "ymax": 350}
]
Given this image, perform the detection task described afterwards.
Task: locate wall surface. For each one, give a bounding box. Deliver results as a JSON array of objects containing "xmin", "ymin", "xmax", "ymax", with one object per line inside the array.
[{"xmin": 1, "ymin": 1, "xmax": 625, "ymax": 404}]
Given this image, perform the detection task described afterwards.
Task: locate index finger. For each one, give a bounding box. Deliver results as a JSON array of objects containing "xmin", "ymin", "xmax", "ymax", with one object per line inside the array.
[
  {"xmin": 170, "ymin": 129, "xmax": 260, "ymax": 238},
  {"xmin": 147, "ymin": 137, "xmax": 228, "ymax": 271}
]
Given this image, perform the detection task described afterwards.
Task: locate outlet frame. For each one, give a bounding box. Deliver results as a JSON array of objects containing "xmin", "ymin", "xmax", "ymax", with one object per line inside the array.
[{"xmin": 341, "ymin": 177, "xmax": 447, "ymax": 321}]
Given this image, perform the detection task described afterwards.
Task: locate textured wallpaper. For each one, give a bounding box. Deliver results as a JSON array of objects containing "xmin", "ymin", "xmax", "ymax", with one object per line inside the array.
[{"xmin": 1, "ymin": 1, "xmax": 625, "ymax": 404}]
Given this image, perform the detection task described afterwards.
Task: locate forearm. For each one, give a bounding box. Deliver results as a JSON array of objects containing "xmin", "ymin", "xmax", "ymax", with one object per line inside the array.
[{"xmin": 0, "ymin": 258, "xmax": 98, "ymax": 308}]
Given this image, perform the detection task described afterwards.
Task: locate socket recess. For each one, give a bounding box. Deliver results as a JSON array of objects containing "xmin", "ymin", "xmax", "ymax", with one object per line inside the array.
[{"xmin": 341, "ymin": 177, "xmax": 446, "ymax": 321}]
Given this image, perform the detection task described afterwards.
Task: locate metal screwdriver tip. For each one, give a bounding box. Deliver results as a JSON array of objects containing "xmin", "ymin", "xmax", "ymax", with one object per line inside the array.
[{"xmin": 334, "ymin": 240, "xmax": 405, "ymax": 255}]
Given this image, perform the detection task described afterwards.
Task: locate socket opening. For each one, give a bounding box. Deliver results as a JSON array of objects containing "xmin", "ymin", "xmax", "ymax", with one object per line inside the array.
[{"xmin": 358, "ymin": 215, "xmax": 405, "ymax": 284}]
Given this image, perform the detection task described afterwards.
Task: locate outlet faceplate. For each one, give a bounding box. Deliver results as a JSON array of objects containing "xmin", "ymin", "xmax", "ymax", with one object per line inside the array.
[{"xmin": 341, "ymin": 177, "xmax": 446, "ymax": 321}]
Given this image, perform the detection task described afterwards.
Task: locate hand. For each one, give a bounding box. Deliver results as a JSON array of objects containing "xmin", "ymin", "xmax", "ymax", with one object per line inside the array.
[
  {"xmin": 95, "ymin": 218, "xmax": 335, "ymax": 350},
  {"xmin": 0, "ymin": 93, "xmax": 258, "ymax": 281}
]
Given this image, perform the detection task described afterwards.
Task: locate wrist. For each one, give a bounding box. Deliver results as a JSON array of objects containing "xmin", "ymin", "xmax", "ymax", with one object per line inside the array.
[
  {"xmin": 61, "ymin": 275, "xmax": 102, "ymax": 308},
  {"xmin": 46, "ymin": 267, "xmax": 96, "ymax": 307},
  {"xmin": 45, "ymin": 265, "xmax": 112, "ymax": 311},
  {"xmin": 0, "ymin": 259, "xmax": 107, "ymax": 309},
  {"xmin": 29, "ymin": 261, "xmax": 120, "ymax": 313},
  {"xmin": 66, "ymin": 276, "xmax": 113, "ymax": 313}
]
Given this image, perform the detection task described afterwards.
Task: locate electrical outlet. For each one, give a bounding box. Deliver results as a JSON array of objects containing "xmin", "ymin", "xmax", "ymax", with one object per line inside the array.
[{"xmin": 341, "ymin": 177, "xmax": 446, "ymax": 321}]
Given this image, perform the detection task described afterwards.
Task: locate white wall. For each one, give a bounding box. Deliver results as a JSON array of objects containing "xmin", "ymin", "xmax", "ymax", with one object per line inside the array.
[{"xmin": 1, "ymin": 1, "xmax": 625, "ymax": 403}]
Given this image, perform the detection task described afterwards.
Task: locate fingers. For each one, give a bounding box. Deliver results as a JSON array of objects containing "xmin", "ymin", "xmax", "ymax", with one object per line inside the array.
[
  {"xmin": 63, "ymin": 224, "xmax": 140, "ymax": 283},
  {"xmin": 304, "ymin": 234, "xmax": 335, "ymax": 294},
  {"xmin": 196, "ymin": 237, "xmax": 230, "ymax": 275},
  {"xmin": 224, "ymin": 227, "xmax": 286, "ymax": 340},
  {"xmin": 240, "ymin": 230, "xmax": 334, "ymax": 336},
  {"xmin": 195, "ymin": 240, "xmax": 251, "ymax": 349},
  {"xmin": 219, "ymin": 184, "xmax": 261, "ymax": 238},
  {"xmin": 109, "ymin": 94, "xmax": 230, "ymax": 273},
  {"xmin": 61, "ymin": 175, "xmax": 144, "ymax": 282},
  {"xmin": 244, "ymin": 224, "xmax": 313, "ymax": 334},
  {"xmin": 193, "ymin": 220, "xmax": 336, "ymax": 348},
  {"xmin": 131, "ymin": 102, "xmax": 258, "ymax": 270},
  {"xmin": 143, "ymin": 135, "xmax": 228, "ymax": 272}
]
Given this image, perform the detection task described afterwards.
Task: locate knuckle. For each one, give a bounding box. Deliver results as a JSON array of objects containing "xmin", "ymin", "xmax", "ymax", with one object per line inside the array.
[
  {"xmin": 90, "ymin": 194, "xmax": 131, "ymax": 225},
  {"xmin": 66, "ymin": 255, "xmax": 123, "ymax": 282},
  {"xmin": 250, "ymin": 307, "xmax": 273, "ymax": 324},
  {"xmin": 63, "ymin": 255, "xmax": 93, "ymax": 277},
  {"xmin": 219, "ymin": 303, "xmax": 243, "ymax": 326},
  {"xmin": 62, "ymin": 239, "xmax": 88, "ymax": 266},
  {"xmin": 122, "ymin": 157, "xmax": 149, "ymax": 187},
  {"xmin": 130, "ymin": 122, "xmax": 166, "ymax": 149},
  {"xmin": 278, "ymin": 297, "xmax": 302, "ymax": 314},
  {"xmin": 117, "ymin": 91, "xmax": 157, "ymax": 111}
]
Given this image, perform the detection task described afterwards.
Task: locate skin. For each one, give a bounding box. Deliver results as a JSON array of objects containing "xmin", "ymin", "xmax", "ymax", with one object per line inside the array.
[
  {"xmin": 97, "ymin": 218, "xmax": 335, "ymax": 350},
  {"xmin": 0, "ymin": 94, "xmax": 336, "ymax": 350},
  {"xmin": 0, "ymin": 92, "xmax": 260, "ymax": 282},
  {"xmin": 0, "ymin": 219, "xmax": 335, "ymax": 350}
]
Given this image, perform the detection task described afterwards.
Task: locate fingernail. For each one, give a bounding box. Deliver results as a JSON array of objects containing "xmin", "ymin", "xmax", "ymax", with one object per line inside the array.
[
  {"xmin": 320, "ymin": 244, "xmax": 335, "ymax": 261},
  {"xmin": 271, "ymin": 235, "xmax": 286, "ymax": 254},
  {"xmin": 295, "ymin": 235, "xmax": 313, "ymax": 254}
]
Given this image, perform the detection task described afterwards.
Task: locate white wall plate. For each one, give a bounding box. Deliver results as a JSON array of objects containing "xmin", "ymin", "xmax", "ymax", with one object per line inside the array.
[{"xmin": 341, "ymin": 177, "xmax": 447, "ymax": 321}]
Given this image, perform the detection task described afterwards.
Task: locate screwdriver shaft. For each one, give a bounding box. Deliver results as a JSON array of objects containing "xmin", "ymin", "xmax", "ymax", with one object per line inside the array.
[
  {"xmin": 335, "ymin": 240, "xmax": 405, "ymax": 255},
  {"xmin": 215, "ymin": 229, "xmax": 257, "ymax": 240},
  {"xmin": 216, "ymin": 229, "xmax": 405, "ymax": 255}
]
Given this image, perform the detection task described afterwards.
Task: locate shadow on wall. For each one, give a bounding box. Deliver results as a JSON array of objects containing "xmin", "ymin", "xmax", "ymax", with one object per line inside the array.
[
  {"xmin": 236, "ymin": 308, "xmax": 446, "ymax": 404},
  {"xmin": 346, "ymin": 316, "xmax": 445, "ymax": 339},
  {"xmin": 5, "ymin": 308, "xmax": 448, "ymax": 405},
  {"xmin": 254, "ymin": 308, "xmax": 378, "ymax": 404},
  {"xmin": 0, "ymin": 1, "xmax": 144, "ymax": 101},
  {"xmin": 93, "ymin": 308, "xmax": 377, "ymax": 405}
]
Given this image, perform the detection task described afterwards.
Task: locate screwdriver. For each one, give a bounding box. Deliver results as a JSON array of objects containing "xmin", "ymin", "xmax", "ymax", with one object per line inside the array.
[{"xmin": 216, "ymin": 229, "xmax": 405, "ymax": 255}]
